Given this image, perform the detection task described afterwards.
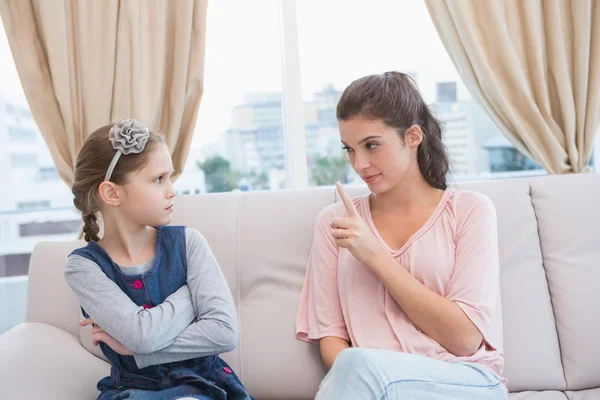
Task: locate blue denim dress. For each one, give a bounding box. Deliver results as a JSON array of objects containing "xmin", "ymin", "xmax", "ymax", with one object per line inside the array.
[{"xmin": 71, "ymin": 226, "xmax": 253, "ymax": 400}]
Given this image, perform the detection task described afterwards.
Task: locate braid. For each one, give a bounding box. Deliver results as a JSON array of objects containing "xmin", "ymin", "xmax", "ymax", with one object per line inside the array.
[
  {"xmin": 417, "ymin": 106, "xmax": 449, "ymax": 190},
  {"xmin": 82, "ymin": 211, "xmax": 100, "ymax": 242}
]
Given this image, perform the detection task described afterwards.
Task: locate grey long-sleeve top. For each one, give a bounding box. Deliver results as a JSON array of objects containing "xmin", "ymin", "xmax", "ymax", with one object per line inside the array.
[{"xmin": 64, "ymin": 228, "xmax": 238, "ymax": 369}]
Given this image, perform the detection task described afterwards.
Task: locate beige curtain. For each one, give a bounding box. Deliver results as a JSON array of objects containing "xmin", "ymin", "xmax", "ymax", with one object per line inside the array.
[
  {"xmin": 426, "ymin": 0, "xmax": 600, "ymax": 174},
  {"xmin": 0, "ymin": 0, "xmax": 208, "ymax": 186}
]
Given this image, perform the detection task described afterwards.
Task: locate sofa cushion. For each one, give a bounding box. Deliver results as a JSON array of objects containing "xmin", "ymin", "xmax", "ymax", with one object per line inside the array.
[
  {"xmin": 565, "ymin": 388, "xmax": 600, "ymax": 399},
  {"xmin": 233, "ymin": 188, "xmax": 334, "ymax": 399},
  {"xmin": 26, "ymin": 241, "xmax": 86, "ymax": 337},
  {"xmin": 530, "ymin": 174, "xmax": 600, "ymax": 390},
  {"xmin": 0, "ymin": 322, "xmax": 109, "ymax": 399},
  {"xmin": 456, "ymin": 179, "xmax": 567, "ymax": 391},
  {"xmin": 170, "ymin": 192, "xmax": 245, "ymax": 371},
  {"xmin": 509, "ymin": 392, "xmax": 567, "ymax": 399},
  {"xmin": 172, "ymin": 188, "xmax": 335, "ymax": 399}
]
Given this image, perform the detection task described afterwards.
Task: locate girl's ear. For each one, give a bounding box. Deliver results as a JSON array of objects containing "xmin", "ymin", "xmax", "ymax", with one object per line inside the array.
[{"xmin": 98, "ymin": 181, "xmax": 121, "ymax": 207}]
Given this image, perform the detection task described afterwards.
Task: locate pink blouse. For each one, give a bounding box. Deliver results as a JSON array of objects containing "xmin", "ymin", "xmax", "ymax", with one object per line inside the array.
[{"xmin": 296, "ymin": 188, "xmax": 505, "ymax": 382}]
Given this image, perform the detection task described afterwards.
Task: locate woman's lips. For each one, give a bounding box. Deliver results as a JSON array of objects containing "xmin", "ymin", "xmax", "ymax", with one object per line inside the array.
[{"xmin": 363, "ymin": 174, "xmax": 381, "ymax": 184}]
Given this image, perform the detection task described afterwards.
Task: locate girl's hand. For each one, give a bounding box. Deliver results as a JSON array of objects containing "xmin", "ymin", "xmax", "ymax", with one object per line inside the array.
[
  {"xmin": 81, "ymin": 317, "xmax": 133, "ymax": 356},
  {"xmin": 80, "ymin": 317, "xmax": 95, "ymax": 328},
  {"xmin": 331, "ymin": 182, "xmax": 387, "ymax": 268},
  {"xmin": 80, "ymin": 317, "xmax": 98, "ymax": 345},
  {"xmin": 91, "ymin": 325, "xmax": 134, "ymax": 356}
]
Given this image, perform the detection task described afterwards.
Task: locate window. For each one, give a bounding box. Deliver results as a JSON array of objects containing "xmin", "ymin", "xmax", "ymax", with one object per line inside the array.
[
  {"xmin": 8, "ymin": 126, "xmax": 37, "ymax": 142},
  {"xmin": 10, "ymin": 154, "xmax": 37, "ymax": 169},
  {"xmin": 19, "ymin": 220, "xmax": 81, "ymax": 237},
  {"xmin": 1, "ymin": 19, "xmax": 76, "ymax": 333},
  {"xmin": 16, "ymin": 201, "xmax": 51, "ymax": 210},
  {"xmin": 5, "ymin": 104, "xmax": 32, "ymax": 120},
  {"xmin": 295, "ymin": 0, "xmax": 546, "ymax": 186},
  {"xmin": 38, "ymin": 167, "xmax": 60, "ymax": 181},
  {"xmin": 181, "ymin": 0, "xmax": 284, "ymax": 193},
  {"xmin": 0, "ymin": 254, "xmax": 31, "ymax": 277}
]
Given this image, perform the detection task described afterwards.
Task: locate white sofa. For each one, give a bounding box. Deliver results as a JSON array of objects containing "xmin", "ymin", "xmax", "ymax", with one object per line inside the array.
[{"xmin": 1, "ymin": 174, "xmax": 599, "ymax": 399}]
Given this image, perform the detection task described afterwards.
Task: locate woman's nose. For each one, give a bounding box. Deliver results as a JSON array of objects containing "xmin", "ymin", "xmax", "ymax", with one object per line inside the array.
[{"xmin": 353, "ymin": 152, "xmax": 370, "ymax": 170}]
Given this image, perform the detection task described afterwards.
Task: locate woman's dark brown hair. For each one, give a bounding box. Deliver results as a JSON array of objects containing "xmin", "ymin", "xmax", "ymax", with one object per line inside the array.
[
  {"xmin": 71, "ymin": 124, "xmax": 166, "ymax": 242},
  {"xmin": 336, "ymin": 71, "xmax": 450, "ymax": 190}
]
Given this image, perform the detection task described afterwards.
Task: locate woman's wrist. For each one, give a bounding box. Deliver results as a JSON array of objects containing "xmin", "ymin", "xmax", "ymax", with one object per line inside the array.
[{"xmin": 368, "ymin": 250, "xmax": 396, "ymax": 276}]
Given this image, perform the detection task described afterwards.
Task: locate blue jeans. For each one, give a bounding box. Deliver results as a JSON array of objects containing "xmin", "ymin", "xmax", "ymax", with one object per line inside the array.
[{"xmin": 316, "ymin": 348, "xmax": 509, "ymax": 400}]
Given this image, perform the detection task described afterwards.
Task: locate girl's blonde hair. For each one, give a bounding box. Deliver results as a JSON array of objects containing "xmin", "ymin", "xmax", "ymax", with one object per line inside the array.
[{"xmin": 72, "ymin": 123, "xmax": 166, "ymax": 242}]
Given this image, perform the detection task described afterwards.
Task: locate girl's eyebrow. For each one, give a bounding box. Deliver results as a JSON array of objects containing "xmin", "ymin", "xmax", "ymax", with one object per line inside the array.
[{"xmin": 153, "ymin": 169, "xmax": 175, "ymax": 177}]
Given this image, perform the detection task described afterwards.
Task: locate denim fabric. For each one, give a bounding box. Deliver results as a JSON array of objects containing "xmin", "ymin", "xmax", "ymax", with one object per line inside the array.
[
  {"xmin": 97, "ymin": 355, "xmax": 249, "ymax": 400},
  {"xmin": 71, "ymin": 226, "xmax": 252, "ymax": 400},
  {"xmin": 316, "ymin": 348, "xmax": 508, "ymax": 400}
]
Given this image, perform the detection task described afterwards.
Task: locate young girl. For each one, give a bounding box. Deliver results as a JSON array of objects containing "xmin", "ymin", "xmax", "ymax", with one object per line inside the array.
[
  {"xmin": 296, "ymin": 72, "xmax": 508, "ymax": 399},
  {"xmin": 65, "ymin": 119, "xmax": 253, "ymax": 400}
]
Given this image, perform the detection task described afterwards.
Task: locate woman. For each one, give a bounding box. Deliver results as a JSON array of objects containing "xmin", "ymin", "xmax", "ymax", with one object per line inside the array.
[{"xmin": 296, "ymin": 72, "xmax": 507, "ymax": 399}]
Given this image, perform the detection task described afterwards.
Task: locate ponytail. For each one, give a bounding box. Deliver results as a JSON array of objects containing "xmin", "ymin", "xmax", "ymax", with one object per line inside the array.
[{"xmin": 417, "ymin": 107, "xmax": 449, "ymax": 190}]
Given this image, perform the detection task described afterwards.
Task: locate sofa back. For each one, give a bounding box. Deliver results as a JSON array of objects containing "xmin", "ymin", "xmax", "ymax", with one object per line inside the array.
[{"xmin": 25, "ymin": 174, "xmax": 600, "ymax": 398}]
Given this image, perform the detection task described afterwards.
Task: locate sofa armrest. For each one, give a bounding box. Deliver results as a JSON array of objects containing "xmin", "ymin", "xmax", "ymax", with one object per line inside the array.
[{"xmin": 0, "ymin": 322, "xmax": 109, "ymax": 399}]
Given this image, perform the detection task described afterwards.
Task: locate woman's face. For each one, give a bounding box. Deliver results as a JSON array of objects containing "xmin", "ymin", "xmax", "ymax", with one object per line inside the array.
[{"xmin": 339, "ymin": 117, "xmax": 422, "ymax": 194}]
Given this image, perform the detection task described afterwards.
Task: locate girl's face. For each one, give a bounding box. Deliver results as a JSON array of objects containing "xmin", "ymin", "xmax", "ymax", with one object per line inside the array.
[
  {"xmin": 119, "ymin": 143, "xmax": 177, "ymax": 227},
  {"xmin": 339, "ymin": 117, "xmax": 421, "ymax": 194}
]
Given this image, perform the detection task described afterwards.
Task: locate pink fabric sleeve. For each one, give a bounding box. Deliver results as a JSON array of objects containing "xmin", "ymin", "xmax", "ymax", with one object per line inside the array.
[
  {"xmin": 445, "ymin": 193, "xmax": 502, "ymax": 351},
  {"xmin": 296, "ymin": 207, "xmax": 350, "ymax": 344}
]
